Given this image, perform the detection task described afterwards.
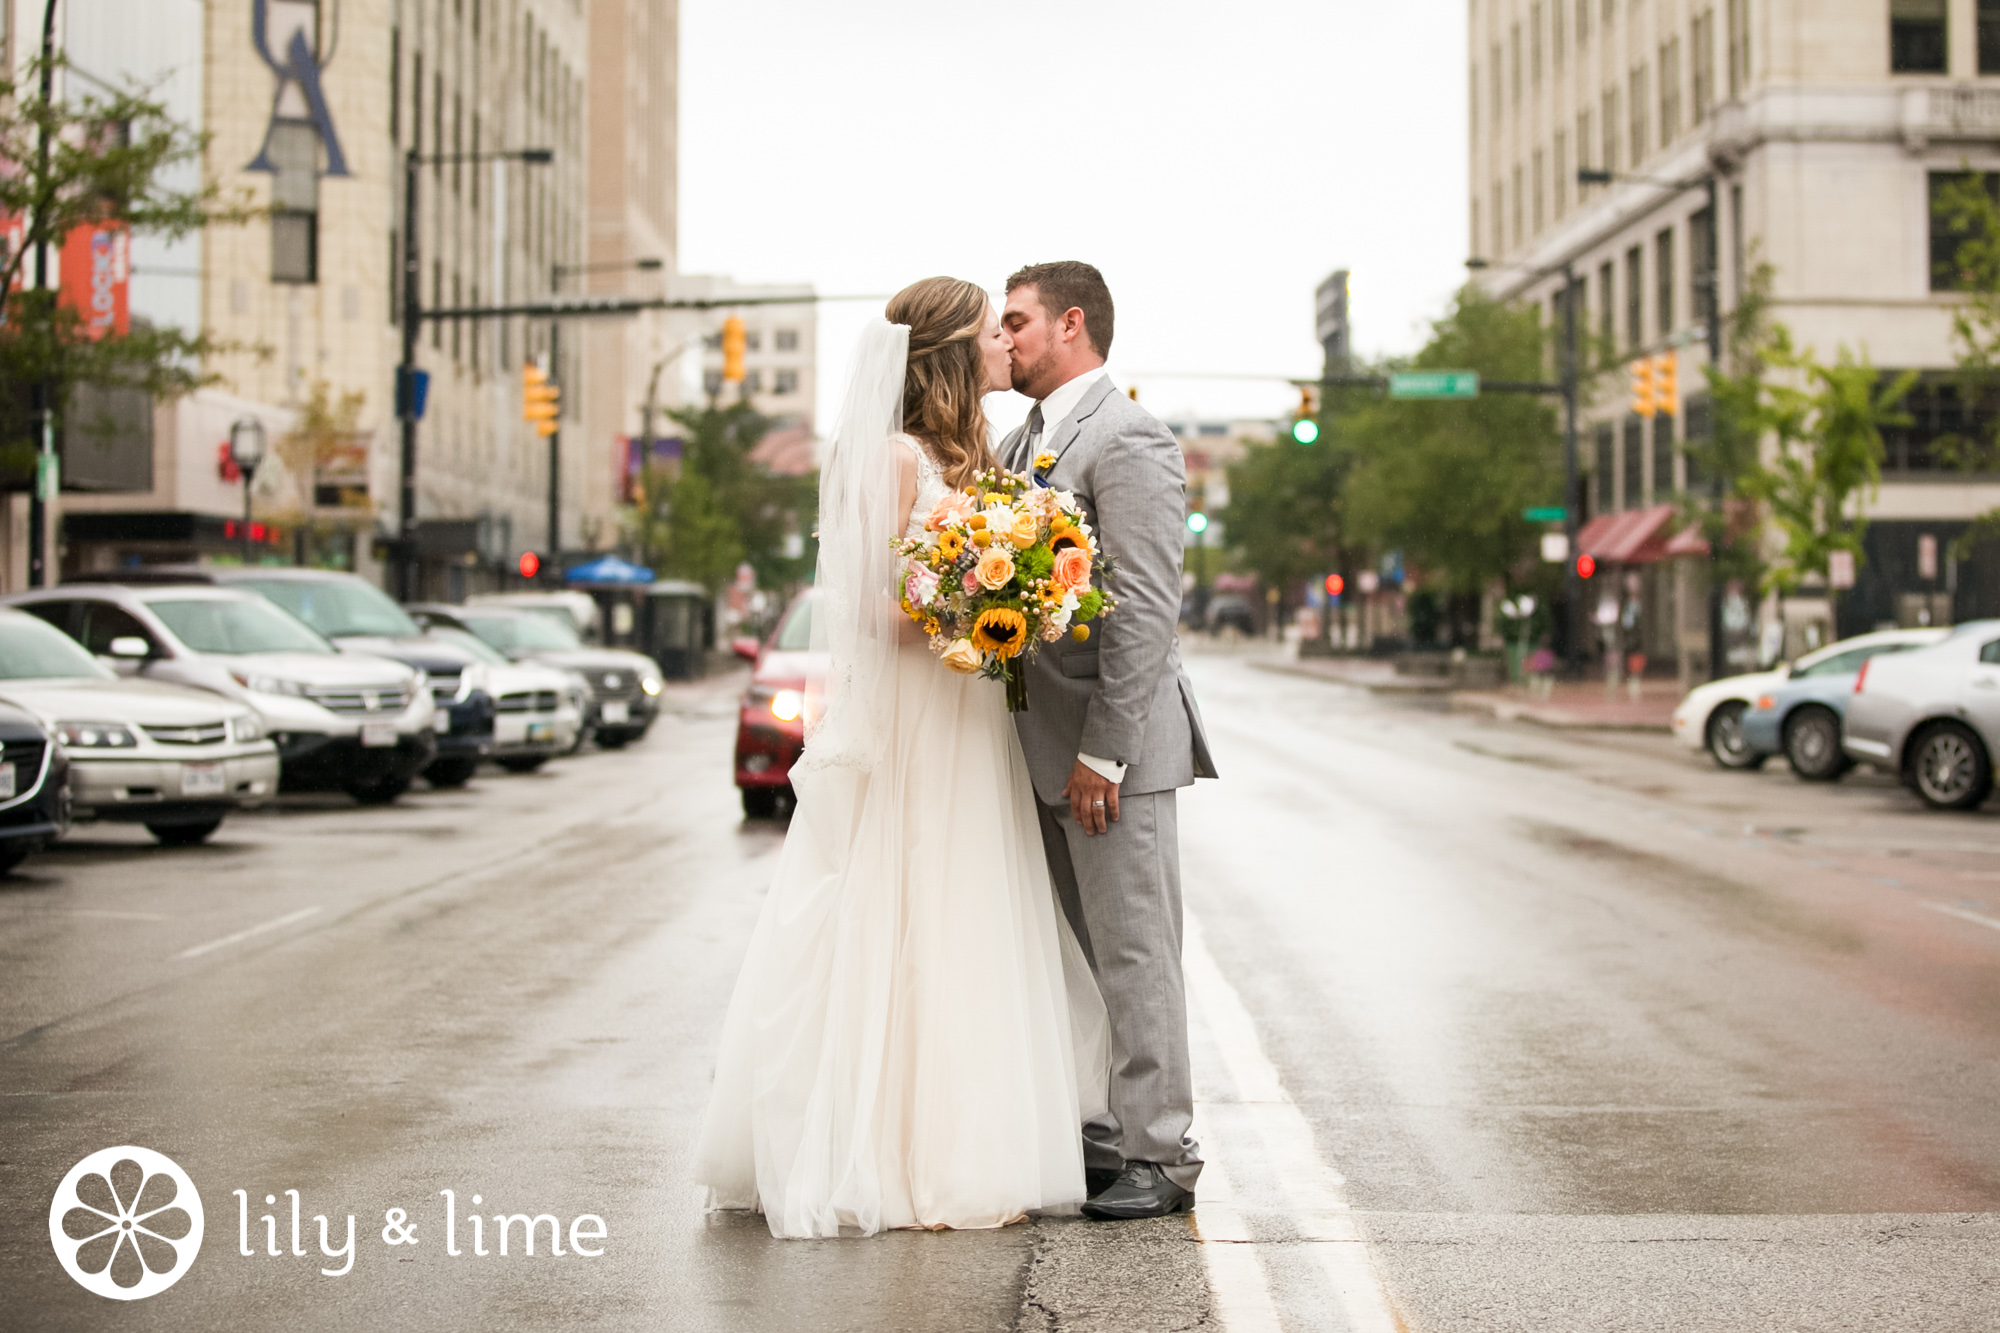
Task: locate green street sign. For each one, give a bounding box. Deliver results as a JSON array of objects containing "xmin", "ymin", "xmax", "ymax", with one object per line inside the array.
[
  {"xmin": 1389, "ymin": 371, "xmax": 1480, "ymax": 399},
  {"xmin": 1522, "ymin": 506, "xmax": 1567, "ymax": 522}
]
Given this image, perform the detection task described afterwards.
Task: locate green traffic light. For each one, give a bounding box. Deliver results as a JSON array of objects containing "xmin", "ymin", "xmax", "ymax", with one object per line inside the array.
[
  {"xmin": 1186, "ymin": 512, "xmax": 1209, "ymax": 535},
  {"xmin": 1292, "ymin": 419, "xmax": 1320, "ymax": 444}
]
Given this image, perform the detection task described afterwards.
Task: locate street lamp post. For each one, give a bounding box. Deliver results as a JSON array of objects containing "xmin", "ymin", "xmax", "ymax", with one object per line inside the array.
[
  {"xmin": 395, "ymin": 146, "xmax": 552, "ymax": 602},
  {"xmin": 229, "ymin": 416, "xmax": 267, "ymax": 566},
  {"xmin": 544, "ymin": 256, "xmax": 663, "ymax": 561}
]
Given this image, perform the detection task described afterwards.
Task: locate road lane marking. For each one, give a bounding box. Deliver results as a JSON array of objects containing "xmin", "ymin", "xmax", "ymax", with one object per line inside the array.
[
  {"xmin": 1925, "ymin": 901, "xmax": 2000, "ymax": 934},
  {"xmin": 1186, "ymin": 1154, "xmax": 1283, "ymax": 1329},
  {"xmin": 1184, "ymin": 911, "xmax": 1403, "ymax": 1333},
  {"xmin": 174, "ymin": 906, "xmax": 321, "ymax": 960}
]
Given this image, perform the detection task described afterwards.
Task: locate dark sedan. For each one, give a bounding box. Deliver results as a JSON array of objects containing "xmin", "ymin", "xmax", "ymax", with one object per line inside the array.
[{"xmin": 0, "ymin": 700, "xmax": 68, "ymax": 873}]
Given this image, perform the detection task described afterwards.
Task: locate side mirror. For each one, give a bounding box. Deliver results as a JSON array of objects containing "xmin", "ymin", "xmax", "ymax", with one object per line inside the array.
[
  {"xmin": 731, "ymin": 636, "xmax": 762, "ymax": 663},
  {"xmin": 108, "ymin": 636, "xmax": 150, "ymax": 659}
]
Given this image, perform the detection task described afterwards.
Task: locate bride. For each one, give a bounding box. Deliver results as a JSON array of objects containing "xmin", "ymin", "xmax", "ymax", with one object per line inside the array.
[{"xmin": 694, "ymin": 277, "xmax": 1110, "ymax": 1239}]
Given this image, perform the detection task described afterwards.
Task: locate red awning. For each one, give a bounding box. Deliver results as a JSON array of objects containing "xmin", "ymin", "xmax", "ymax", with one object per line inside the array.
[{"xmin": 1575, "ymin": 503, "xmax": 1708, "ymax": 564}]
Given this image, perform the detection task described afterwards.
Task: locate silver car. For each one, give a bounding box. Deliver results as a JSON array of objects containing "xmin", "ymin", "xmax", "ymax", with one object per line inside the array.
[
  {"xmin": 5, "ymin": 585, "xmax": 439, "ymax": 805},
  {"xmin": 0, "ymin": 608, "xmax": 277, "ymax": 845},
  {"xmin": 1844, "ymin": 619, "xmax": 2000, "ymax": 810}
]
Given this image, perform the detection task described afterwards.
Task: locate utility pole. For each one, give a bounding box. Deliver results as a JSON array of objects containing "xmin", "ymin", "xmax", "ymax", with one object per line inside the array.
[
  {"xmin": 29, "ymin": 0, "xmax": 59, "ymax": 588},
  {"xmin": 1704, "ymin": 173, "xmax": 1727, "ymax": 683},
  {"xmin": 547, "ymin": 275, "xmax": 562, "ymax": 561},
  {"xmin": 1561, "ymin": 261, "xmax": 1581, "ymax": 671}
]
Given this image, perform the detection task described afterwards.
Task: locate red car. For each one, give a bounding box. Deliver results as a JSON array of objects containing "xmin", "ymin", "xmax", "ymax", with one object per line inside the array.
[{"xmin": 733, "ymin": 591, "xmax": 821, "ymax": 818}]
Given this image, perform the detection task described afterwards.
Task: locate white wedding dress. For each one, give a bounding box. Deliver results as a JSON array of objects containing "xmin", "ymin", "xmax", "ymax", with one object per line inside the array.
[{"xmin": 694, "ymin": 323, "xmax": 1109, "ymax": 1239}]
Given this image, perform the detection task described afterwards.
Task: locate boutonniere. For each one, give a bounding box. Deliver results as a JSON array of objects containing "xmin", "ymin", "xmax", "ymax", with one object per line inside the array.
[{"xmin": 1032, "ymin": 450, "xmax": 1056, "ymax": 485}]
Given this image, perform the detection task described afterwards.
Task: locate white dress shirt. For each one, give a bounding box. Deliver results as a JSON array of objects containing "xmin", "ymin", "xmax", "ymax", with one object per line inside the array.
[{"xmin": 1028, "ymin": 367, "xmax": 1126, "ymax": 787}]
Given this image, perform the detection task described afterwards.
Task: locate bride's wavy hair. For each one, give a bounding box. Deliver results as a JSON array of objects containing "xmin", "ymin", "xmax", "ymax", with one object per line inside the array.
[{"xmin": 887, "ymin": 277, "xmax": 998, "ymax": 491}]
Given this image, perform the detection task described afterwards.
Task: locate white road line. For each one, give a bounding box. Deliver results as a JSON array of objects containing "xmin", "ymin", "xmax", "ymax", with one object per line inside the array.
[
  {"xmin": 1188, "ymin": 1153, "xmax": 1283, "ymax": 1330},
  {"xmin": 1185, "ymin": 911, "xmax": 1403, "ymax": 1333},
  {"xmin": 1925, "ymin": 901, "xmax": 2000, "ymax": 933},
  {"xmin": 174, "ymin": 906, "xmax": 321, "ymax": 960}
]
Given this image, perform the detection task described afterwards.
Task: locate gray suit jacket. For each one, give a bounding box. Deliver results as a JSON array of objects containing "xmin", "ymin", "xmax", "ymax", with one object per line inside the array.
[{"xmin": 1001, "ymin": 375, "xmax": 1219, "ymax": 804}]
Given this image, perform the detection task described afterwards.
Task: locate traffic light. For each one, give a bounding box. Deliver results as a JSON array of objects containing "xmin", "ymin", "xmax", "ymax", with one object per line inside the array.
[
  {"xmin": 1576, "ymin": 552, "xmax": 1597, "ymax": 579},
  {"xmin": 1324, "ymin": 573, "xmax": 1345, "ymax": 597},
  {"xmin": 518, "ymin": 551, "xmax": 542, "ymax": 579},
  {"xmin": 1292, "ymin": 385, "xmax": 1321, "ymax": 444},
  {"xmin": 1654, "ymin": 350, "xmax": 1678, "ymax": 417},
  {"xmin": 721, "ymin": 316, "xmax": 746, "ymax": 383},
  {"xmin": 521, "ymin": 362, "xmax": 560, "ymax": 437},
  {"xmin": 1629, "ymin": 356, "xmax": 1657, "ymax": 418}
]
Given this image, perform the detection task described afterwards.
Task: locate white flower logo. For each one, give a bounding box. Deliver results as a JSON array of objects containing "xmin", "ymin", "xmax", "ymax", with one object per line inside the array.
[{"xmin": 49, "ymin": 1146, "xmax": 204, "ymax": 1300}]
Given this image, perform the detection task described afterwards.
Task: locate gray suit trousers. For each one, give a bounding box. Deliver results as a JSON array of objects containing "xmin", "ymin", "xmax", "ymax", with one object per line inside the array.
[{"xmin": 1036, "ymin": 790, "xmax": 1202, "ymax": 1190}]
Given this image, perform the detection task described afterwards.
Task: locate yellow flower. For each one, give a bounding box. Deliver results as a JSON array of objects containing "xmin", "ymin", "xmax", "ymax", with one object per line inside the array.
[
  {"xmin": 940, "ymin": 638, "xmax": 983, "ymax": 674},
  {"xmin": 972, "ymin": 607, "xmax": 1029, "ymax": 659},
  {"xmin": 1007, "ymin": 511, "xmax": 1041, "ymax": 548},
  {"xmin": 1049, "ymin": 519, "xmax": 1083, "ymax": 553},
  {"xmin": 983, "ymin": 492, "xmax": 1005, "ymax": 508},
  {"xmin": 967, "ymin": 513, "xmax": 987, "ymax": 531},
  {"xmin": 1071, "ymin": 624, "xmax": 1090, "ymax": 642},
  {"xmin": 1034, "ymin": 451, "xmax": 1056, "ymax": 472},
  {"xmin": 935, "ymin": 529, "xmax": 966, "ymax": 561},
  {"xmin": 973, "ymin": 530, "xmax": 993, "ymax": 548}
]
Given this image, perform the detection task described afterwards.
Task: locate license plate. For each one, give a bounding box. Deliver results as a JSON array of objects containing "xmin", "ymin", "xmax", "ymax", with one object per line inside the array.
[
  {"xmin": 181, "ymin": 762, "xmax": 225, "ymax": 796},
  {"xmin": 600, "ymin": 701, "xmax": 629, "ymax": 725},
  {"xmin": 0, "ymin": 764, "xmax": 16, "ymax": 801},
  {"xmin": 361, "ymin": 722, "xmax": 398, "ymax": 748},
  {"xmin": 526, "ymin": 722, "xmax": 553, "ymax": 742},
  {"xmin": 433, "ymin": 710, "xmax": 452, "ymax": 734}
]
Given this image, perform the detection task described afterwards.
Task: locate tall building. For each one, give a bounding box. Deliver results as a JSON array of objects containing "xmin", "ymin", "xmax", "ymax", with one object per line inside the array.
[
  {"xmin": 1470, "ymin": 0, "xmax": 2000, "ymax": 676},
  {"xmin": 20, "ymin": 0, "xmax": 676, "ymax": 601}
]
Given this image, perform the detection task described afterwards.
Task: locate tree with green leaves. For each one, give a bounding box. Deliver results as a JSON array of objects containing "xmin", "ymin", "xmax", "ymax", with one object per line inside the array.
[
  {"xmin": 622, "ymin": 402, "xmax": 816, "ymax": 593},
  {"xmin": 0, "ymin": 54, "xmax": 249, "ymax": 484},
  {"xmin": 1924, "ymin": 171, "xmax": 2000, "ymax": 557},
  {"xmin": 1215, "ymin": 415, "xmax": 1346, "ymax": 602}
]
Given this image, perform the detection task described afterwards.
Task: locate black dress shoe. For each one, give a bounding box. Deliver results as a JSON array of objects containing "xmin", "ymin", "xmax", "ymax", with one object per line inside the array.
[
  {"xmin": 1085, "ymin": 1166, "xmax": 1121, "ymax": 1197},
  {"xmin": 1080, "ymin": 1162, "xmax": 1194, "ymax": 1220}
]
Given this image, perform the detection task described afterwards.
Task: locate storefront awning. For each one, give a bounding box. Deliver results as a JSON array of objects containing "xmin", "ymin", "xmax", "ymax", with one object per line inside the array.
[{"xmin": 1576, "ymin": 503, "xmax": 1709, "ymax": 564}]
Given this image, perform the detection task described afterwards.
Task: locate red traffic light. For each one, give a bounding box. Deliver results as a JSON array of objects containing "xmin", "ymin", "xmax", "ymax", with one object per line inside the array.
[
  {"xmin": 1576, "ymin": 553, "xmax": 1596, "ymax": 579},
  {"xmin": 518, "ymin": 552, "xmax": 541, "ymax": 579},
  {"xmin": 1324, "ymin": 573, "xmax": 1345, "ymax": 597}
]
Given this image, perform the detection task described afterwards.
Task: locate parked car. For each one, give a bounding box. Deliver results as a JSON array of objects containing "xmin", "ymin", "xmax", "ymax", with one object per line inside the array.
[
  {"xmin": 1732, "ymin": 628, "xmax": 1949, "ymax": 779},
  {"xmin": 1205, "ymin": 593, "xmax": 1257, "ymax": 636},
  {"xmin": 425, "ymin": 627, "xmax": 585, "ymax": 771},
  {"xmin": 0, "ymin": 608, "xmax": 277, "ymax": 844},
  {"xmin": 1845, "ymin": 620, "xmax": 2000, "ymax": 809},
  {"xmin": 733, "ymin": 590, "xmax": 820, "ymax": 819},
  {"xmin": 414, "ymin": 604, "xmax": 661, "ymax": 748},
  {"xmin": 1670, "ymin": 628, "xmax": 1949, "ymax": 769},
  {"xmin": 464, "ymin": 590, "xmax": 601, "ymax": 641},
  {"xmin": 87, "ymin": 568, "xmax": 498, "ymax": 789},
  {"xmin": 5, "ymin": 585, "xmax": 437, "ymax": 804},
  {"xmin": 0, "ymin": 699, "xmax": 69, "ymax": 872}
]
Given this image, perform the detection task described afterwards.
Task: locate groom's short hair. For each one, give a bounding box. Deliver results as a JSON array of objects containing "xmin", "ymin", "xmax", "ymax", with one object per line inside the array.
[{"xmin": 1007, "ymin": 261, "xmax": 1114, "ymax": 359}]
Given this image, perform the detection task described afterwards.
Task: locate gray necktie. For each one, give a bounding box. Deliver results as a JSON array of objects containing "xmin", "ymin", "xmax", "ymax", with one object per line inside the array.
[{"xmin": 1021, "ymin": 403, "xmax": 1044, "ymax": 470}]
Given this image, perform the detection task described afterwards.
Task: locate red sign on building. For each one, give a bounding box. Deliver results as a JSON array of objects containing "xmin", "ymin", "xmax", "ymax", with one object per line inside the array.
[{"xmin": 59, "ymin": 222, "xmax": 130, "ymax": 340}]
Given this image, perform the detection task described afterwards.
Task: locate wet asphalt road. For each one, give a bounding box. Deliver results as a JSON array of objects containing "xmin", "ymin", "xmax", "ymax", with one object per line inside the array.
[{"xmin": 3, "ymin": 647, "xmax": 2000, "ymax": 1331}]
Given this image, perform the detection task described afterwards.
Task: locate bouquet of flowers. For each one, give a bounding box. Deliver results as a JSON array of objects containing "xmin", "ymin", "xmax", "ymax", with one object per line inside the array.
[{"xmin": 891, "ymin": 461, "xmax": 1114, "ymax": 711}]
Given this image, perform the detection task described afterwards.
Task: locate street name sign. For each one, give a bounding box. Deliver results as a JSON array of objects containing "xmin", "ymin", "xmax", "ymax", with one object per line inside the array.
[
  {"xmin": 1522, "ymin": 506, "xmax": 1567, "ymax": 522},
  {"xmin": 1390, "ymin": 371, "xmax": 1479, "ymax": 399}
]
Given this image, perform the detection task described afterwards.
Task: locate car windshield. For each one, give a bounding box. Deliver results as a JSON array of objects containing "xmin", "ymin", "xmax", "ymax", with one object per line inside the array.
[
  {"xmin": 234, "ymin": 577, "xmax": 421, "ymax": 638},
  {"xmin": 431, "ymin": 627, "xmax": 510, "ymax": 666},
  {"xmin": 464, "ymin": 612, "xmax": 581, "ymax": 652},
  {"xmin": 774, "ymin": 595, "xmax": 815, "ymax": 651},
  {"xmin": 0, "ymin": 614, "xmax": 113, "ymax": 679},
  {"xmin": 148, "ymin": 597, "xmax": 333, "ymax": 655}
]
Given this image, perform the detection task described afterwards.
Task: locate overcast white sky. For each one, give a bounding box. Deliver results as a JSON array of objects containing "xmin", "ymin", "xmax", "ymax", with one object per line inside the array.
[{"xmin": 678, "ymin": 0, "xmax": 1469, "ymax": 436}]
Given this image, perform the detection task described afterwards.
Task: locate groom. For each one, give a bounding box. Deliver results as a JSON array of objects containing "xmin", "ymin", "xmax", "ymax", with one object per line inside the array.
[{"xmin": 999, "ymin": 261, "xmax": 1219, "ymax": 1220}]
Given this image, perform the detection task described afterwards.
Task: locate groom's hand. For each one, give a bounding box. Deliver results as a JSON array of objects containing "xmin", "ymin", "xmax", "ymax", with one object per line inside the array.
[{"xmin": 1064, "ymin": 761, "xmax": 1121, "ymax": 836}]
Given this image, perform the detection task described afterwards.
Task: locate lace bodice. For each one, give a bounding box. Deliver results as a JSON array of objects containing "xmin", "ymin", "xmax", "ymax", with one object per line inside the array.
[{"xmin": 898, "ymin": 433, "xmax": 952, "ymax": 540}]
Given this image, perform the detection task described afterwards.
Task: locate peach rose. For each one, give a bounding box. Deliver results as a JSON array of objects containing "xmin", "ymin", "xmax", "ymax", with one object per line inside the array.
[
  {"xmin": 940, "ymin": 638, "xmax": 983, "ymax": 674},
  {"xmin": 1051, "ymin": 546, "xmax": 1093, "ymax": 593},
  {"xmin": 1007, "ymin": 511, "xmax": 1041, "ymax": 548},
  {"xmin": 975, "ymin": 548, "xmax": 1016, "ymax": 591},
  {"xmin": 927, "ymin": 490, "xmax": 975, "ymax": 531}
]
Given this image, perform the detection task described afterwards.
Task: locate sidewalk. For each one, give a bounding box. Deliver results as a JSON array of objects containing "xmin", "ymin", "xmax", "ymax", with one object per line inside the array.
[{"xmin": 1250, "ymin": 655, "xmax": 1678, "ymax": 731}]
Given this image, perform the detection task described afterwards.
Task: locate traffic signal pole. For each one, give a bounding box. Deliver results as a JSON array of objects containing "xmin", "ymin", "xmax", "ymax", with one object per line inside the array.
[
  {"xmin": 396, "ymin": 145, "xmax": 420, "ymax": 601},
  {"xmin": 1561, "ymin": 262, "xmax": 1581, "ymax": 673},
  {"xmin": 547, "ymin": 276, "xmax": 562, "ymax": 560}
]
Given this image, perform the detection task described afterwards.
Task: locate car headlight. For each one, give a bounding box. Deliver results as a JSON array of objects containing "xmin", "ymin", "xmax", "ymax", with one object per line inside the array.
[
  {"xmin": 230, "ymin": 713, "xmax": 266, "ymax": 743},
  {"xmin": 56, "ymin": 721, "xmax": 141, "ymax": 749},
  {"xmin": 641, "ymin": 675, "xmax": 663, "ymax": 697},
  {"xmin": 770, "ymin": 689, "xmax": 804, "ymax": 722},
  {"xmin": 229, "ymin": 671, "xmax": 309, "ymax": 697}
]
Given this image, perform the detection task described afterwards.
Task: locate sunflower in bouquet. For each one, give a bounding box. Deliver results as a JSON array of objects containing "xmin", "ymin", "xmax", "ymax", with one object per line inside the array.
[{"xmin": 891, "ymin": 464, "xmax": 1114, "ymax": 711}]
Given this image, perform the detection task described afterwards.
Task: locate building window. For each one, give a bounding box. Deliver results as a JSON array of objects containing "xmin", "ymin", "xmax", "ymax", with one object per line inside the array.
[
  {"xmin": 775, "ymin": 329, "xmax": 799, "ymax": 351},
  {"xmin": 1684, "ymin": 396, "xmax": 1712, "ymax": 490},
  {"xmin": 1595, "ymin": 422, "xmax": 1615, "ymax": 515},
  {"xmin": 1554, "ymin": 131, "xmax": 1568, "ymax": 217},
  {"xmin": 774, "ymin": 369, "xmax": 799, "ymax": 395},
  {"xmin": 744, "ymin": 329, "xmax": 763, "ymax": 352},
  {"xmin": 1471, "ymin": 199, "xmax": 1482, "ymax": 256},
  {"xmin": 1691, "ymin": 206, "xmax": 1717, "ymax": 324},
  {"xmin": 1511, "ymin": 22, "xmax": 1523, "ymax": 104},
  {"xmin": 1623, "ymin": 416, "xmax": 1644, "ymax": 509},
  {"xmin": 1491, "ymin": 43, "xmax": 1503, "ymax": 121},
  {"xmin": 1692, "ymin": 10, "xmax": 1715, "ymax": 123},
  {"xmin": 1930, "ymin": 171, "xmax": 2000, "ymax": 291},
  {"xmin": 1982, "ymin": 0, "xmax": 2000, "ymax": 73},
  {"xmin": 1626, "ymin": 246, "xmax": 1644, "ymax": 350},
  {"xmin": 1530, "ymin": 3, "xmax": 1543, "ymax": 84},
  {"xmin": 1602, "ymin": 87, "xmax": 1620, "ymax": 173},
  {"xmin": 744, "ymin": 369, "xmax": 763, "ymax": 394},
  {"xmin": 1727, "ymin": 0, "xmax": 1750, "ymax": 96},
  {"xmin": 1470, "ymin": 66, "xmax": 1479, "ymax": 139},
  {"xmin": 1532, "ymin": 149, "xmax": 1545, "ymax": 234},
  {"xmin": 267, "ymin": 121, "xmax": 319, "ymax": 284},
  {"xmin": 1656, "ymin": 227, "xmax": 1675, "ymax": 337},
  {"xmin": 1629, "ymin": 64, "xmax": 1650, "ymax": 163},
  {"xmin": 1598, "ymin": 259, "xmax": 1615, "ymax": 365},
  {"xmin": 1892, "ymin": 0, "xmax": 1948, "ymax": 74},
  {"xmin": 703, "ymin": 369, "xmax": 723, "ymax": 398},
  {"xmin": 1577, "ymin": 0, "xmax": 1590, "ymax": 46},
  {"xmin": 1654, "ymin": 412, "xmax": 1677, "ymax": 496},
  {"xmin": 1553, "ymin": 0, "xmax": 1565, "ymax": 67},
  {"xmin": 1659, "ymin": 38, "xmax": 1681, "ymax": 144},
  {"xmin": 1512, "ymin": 164, "xmax": 1524, "ymax": 246},
  {"xmin": 1492, "ymin": 181, "xmax": 1505, "ymax": 256},
  {"xmin": 1578, "ymin": 108, "xmax": 1594, "ymax": 180},
  {"xmin": 272, "ymin": 213, "xmax": 317, "ymax": 284},
  {"xmin": 1882, "ymin": 376, "xmax": 1999, "ymax": 471}
]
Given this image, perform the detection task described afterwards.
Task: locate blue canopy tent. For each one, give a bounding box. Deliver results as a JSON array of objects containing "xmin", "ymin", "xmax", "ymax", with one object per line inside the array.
[{"xmin": 564, "ymin": 555, "xmax": 655, "ymax": 585}]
